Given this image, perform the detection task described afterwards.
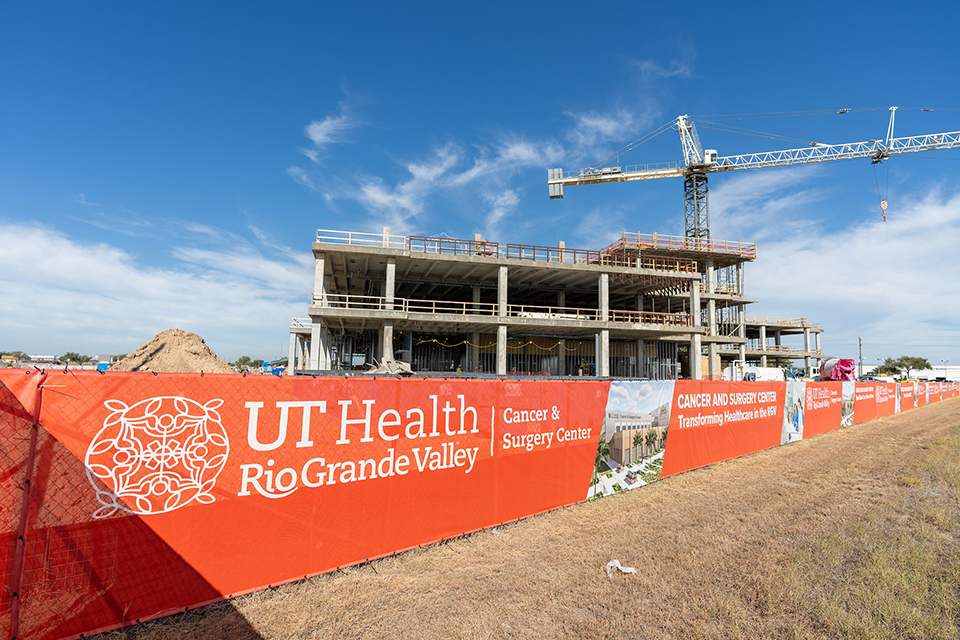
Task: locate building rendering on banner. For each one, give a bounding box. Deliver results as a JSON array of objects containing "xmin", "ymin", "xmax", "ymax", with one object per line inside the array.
[{"xmin": 287, "ymin": 226, "xmax": 823, "ymax": 379}]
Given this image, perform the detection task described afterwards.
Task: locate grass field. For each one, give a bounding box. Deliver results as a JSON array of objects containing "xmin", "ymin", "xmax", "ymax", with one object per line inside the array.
[{"xmin": 100, "ymin": 399, "xmax": 960, "ymax": 639}]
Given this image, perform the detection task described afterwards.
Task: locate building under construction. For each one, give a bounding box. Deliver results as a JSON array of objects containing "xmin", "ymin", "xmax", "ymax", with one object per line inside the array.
[{"xmin": 287, "ymin": 227, "xmax": 821, "ymax": 379}]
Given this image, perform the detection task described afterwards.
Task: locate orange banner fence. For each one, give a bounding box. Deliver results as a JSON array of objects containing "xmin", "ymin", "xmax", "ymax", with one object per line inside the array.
[{"xmin": 1, "ymin": 371, "xmax": 956, "ymax": 639}]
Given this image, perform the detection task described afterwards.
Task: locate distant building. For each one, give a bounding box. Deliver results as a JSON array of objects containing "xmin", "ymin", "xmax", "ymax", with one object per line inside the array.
[{"xmin": 604, "ymin": 411, "xmax": 664, "ymax": 466}]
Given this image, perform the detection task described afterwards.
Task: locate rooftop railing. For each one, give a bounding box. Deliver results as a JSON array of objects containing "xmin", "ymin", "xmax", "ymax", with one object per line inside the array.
[
  {"xmin": 606, "ymin": 231, "xmax": 757, "ymax": 258},
  {"xmin": 746, "ymin": 315, "xmax": 821, "ymax": 331},
  {"xmin": 718, "ymin": 343, "xmax": 823, "ymax": 356},
  {"xmin": 700, "ymin": 282, "xmax": 740, "ymax": 295},
  {"xmin": 317, "ymin": 228, "xmax": 407, "ymax": 249},
  {"xmin": 317, "ymin": 228, "xmax": 698, "ymax": 273}
]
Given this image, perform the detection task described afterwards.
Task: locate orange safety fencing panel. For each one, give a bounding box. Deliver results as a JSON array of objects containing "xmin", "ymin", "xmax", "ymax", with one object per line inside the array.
[
  {"xmin": 932, "ymin": 382, "xmax": 944, "ymax": 402},
  {"xmin": 900, "ymin": 382, "xmax": 916, "ymax": 410},
  {"xmin": 0, "ymin": 371, "xmax": 609, "ymax": 640},
  {"xmin": 0, "ymin": 373, "xmax": 38, "ymax": 640},
  {"xmin": 853, "ymin": 383, "xmax": 877, "ymax": 425},
  {"xmin": 875, "ymin": 383, "xmax": 897, "ymax": 417},
  {"xmin": 3, "ymin": 371, "xmax": 953, "ymax": 639},
  {"xmin": 802, "ymin": 381, "xmax": 843, "ymax": 439},
  {"xmin": 661, "ymin": 381, "xmax": 783, "ymax": 478}
]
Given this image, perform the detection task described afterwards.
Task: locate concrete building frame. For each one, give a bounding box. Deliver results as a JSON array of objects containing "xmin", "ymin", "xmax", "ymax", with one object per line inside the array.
[{"xmin": 287, "ymin": 227, "xmax": 822, "ymax": 379}]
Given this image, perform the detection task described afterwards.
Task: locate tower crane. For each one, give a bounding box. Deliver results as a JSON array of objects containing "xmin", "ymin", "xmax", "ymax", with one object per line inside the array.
[{"xmin": 547, "ymin": 107, "xmax": 960, "ymax": 239}]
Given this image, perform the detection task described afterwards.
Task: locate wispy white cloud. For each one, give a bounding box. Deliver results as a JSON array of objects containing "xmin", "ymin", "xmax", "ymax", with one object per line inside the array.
[
  {"xmin": 447, "ymin": 136, "xmax": 565, "ymax": 188},
  {"xmin": 287, "ymin": 166, "xmax": 318, "ymax": 191},
  {"xmin": 710, "ymin": 166, "xmax": 826, "ymax": 241},
  {"xmin": 75, "ymin": 193, "xmax": 98, "ymax": 206},
  {"xmin": 481, "ymin": 189, "xmax": 520, "ymax": 238},
  {"xmin": 572, "ymin": 207, "xmax": 625, "ymax": 248},
  {"xmin": 182, "ymin": 222, "xmax": 229, "ymax": 240},
  {"xmin": 301, "ymin": 89, "xmax": 365, "ymax": 161},
  {"xmin": 563, "ymin": 109, "xmax": 638, "ymax": 159},
  {"xmin": 71, "ymin": 210, "xmax": 155, "ymax": 237},
  {"xmin": 633, "ymin": 58, "xmax": 694, "ymax": 81},
  {"xmin": 290, "ymin": 53, "xmax": 691, "ymax": 238},
  {"xmin": 0, "ymin": 222, "xmax": 312, "ymax": 360},
  {"xmin": 717, "ymin": 177, "xmax": 960, "ymax": 362},
  {"xmin": 631, "ymin": 38, "xmax": 696, "ymax": 82}
]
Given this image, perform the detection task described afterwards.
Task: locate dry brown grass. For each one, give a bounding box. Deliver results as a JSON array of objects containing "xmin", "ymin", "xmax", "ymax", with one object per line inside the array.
[{"xmin": 99, "ymin": 400, "xmax": 960, "ymax": 640}]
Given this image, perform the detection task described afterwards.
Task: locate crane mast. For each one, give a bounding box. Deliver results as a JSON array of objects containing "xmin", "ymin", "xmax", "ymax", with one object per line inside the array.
[{"xmin": 548, "ymin": 107, "xmax": 960, "ymax": 239}]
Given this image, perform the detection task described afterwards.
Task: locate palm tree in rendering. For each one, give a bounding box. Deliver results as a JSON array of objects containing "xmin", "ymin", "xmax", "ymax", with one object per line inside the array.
[
  {"xmin": 633, "ymin": 432, "xmax": 643, "ymax": 461},
  {"xmin": 645, "ymin": 430, "xmax": 658, "ymax": 456}
]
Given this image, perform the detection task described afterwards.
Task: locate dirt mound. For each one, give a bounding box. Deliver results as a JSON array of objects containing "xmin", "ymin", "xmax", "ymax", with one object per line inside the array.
[{"xmin": 112, "ymin": 329, "xmax": 236, "ymax": 374}]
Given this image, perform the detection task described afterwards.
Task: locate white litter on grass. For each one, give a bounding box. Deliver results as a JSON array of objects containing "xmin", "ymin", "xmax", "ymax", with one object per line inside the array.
[{"xmin": 605, "ymin": 559, "xmax": 638, "ymax": 578}]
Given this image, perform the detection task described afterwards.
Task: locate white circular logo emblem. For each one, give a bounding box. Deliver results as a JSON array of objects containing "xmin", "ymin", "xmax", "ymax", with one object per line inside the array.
[{"xmin": 86, "ymin": 396, "xmax": 230, "ymax": 518}]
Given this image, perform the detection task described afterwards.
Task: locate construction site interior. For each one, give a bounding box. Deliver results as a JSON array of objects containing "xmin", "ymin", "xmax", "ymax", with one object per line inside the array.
[{"xmin": 287, "ymin": 227, "xmax": 822, "ymax": 380}]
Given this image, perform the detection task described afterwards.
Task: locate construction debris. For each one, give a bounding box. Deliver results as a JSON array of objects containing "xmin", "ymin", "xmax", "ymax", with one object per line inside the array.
[
  {"xmin": 368, "ymin": 359, "xmax": 415, "ymax": 376},
  {"xmin": 605, "ymin": 560, "xmax": 638, "ymax": 579}
]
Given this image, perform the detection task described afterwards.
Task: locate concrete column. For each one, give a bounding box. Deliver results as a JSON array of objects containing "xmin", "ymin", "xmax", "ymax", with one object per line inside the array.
[
  {"xmin": 498, "ymin": 266, "xmax": 508, "ymax": 318},
  {"xmin": 470, "ymin": 332, "xmax": 480, "ymax": 372},
  {"xmin": 690, "ymin": 279, "xmax": 702, "ymax": 380},
  {"xmin": 636, "ymin": 294, "xmax": 644, "ymax": 312},
  {"xmin": 736, "ymin": 262, "xmax": 744, "ymax": 296},
  {"xmin": 556, "ymin": 283, "xmax": 566, "ymax": 374},
  {"xmin": 599, "ymin": 273, "xmax": 609, "ymax": 321},
  {"xmin": 287, "ymin": 332, "xmax": 297, "ymax": 375},
  {"xmin": 597, "ymin": 273, "xmax": 610, "ymax": 377},
  {"xmin": 599, "ymin": 330, "xmax": 609, "ymax": 377},
  {"xmin": 313, "ymin": 252, "xmax": 326, "ymax": 306},
  {"xmin": 309, "ymin": 323, "xmax": 321, "ymax": 369},
  {"xmin": 738, "ymin": 304, "xmax": 746, "ymax": 364},
  {"xmin": 706, "ymin": 260, "xmax": 718, "ymax": 379},
  {"xmin": 382, "ymin": 225, "xmax": 391, "ymax": 247},
  {"xmin": 690, "ymin": 335, "xmax": 703, "ymax": 380},
  {"xmin": 815, "ymin": 332, "xmax": 822, "ymax": 372},
  {"xmin": 759, "ymin": 325, "xmax": 768, "ymax": 367},
  {"xmin": 637, "ymin": 339, "xmax": 645, "ymax": 378},
  {"xmin": 804, "ymin": 328, "xmax": 812, "ymax": 375},
  {"xmin": 775, "ymin": 330, "xmax": 782, "ymax": 346},
  {"xmin": 473, "ymin": 286, "xmax": 481, "ymax": 314},
  {"xmin": 497, "ymin": 325, "xmax": 507, "ymax": 375},
  {"xmin": 382, "ymin": 321, "xmax": 394, "ymax": 361},
  {"xmin": 309, "ymin": 322, "xmax": 330, "ymax": 370},
  {"xmin": 557, "ymin": 240, "xmax": 565, "ymax": 262},
  {"xmin": 690, "ymin": 280, "xmax": 701, "ymax": 327},
  {"xmin": 385, "ymin": 258, "xmax": 396, "ymax": 310}
]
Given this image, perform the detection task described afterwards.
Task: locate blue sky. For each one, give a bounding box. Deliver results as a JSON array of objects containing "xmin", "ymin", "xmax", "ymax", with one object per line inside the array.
[{"xmin": 2, "ymin": 2, "xmax": 960, "ymax": 367}]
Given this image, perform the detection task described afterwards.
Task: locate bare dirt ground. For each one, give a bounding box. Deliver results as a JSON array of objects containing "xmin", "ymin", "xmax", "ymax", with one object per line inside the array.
[
  {"xmin": 111, "ymin": 329, "xmax": 235, "ymax": 373},
  {"xmin": 102, "ymin": 399, "xmax": 960, "ymax": 640}
]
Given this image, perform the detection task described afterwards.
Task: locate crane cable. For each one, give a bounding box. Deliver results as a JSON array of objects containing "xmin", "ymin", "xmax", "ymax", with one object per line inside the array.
[
  {"xmin": 873, "ymin": 156, "xmax": 891, "ymax": 253},
  {"xmin": 587, "ymin": 119, "xmax": 676, "ymax": 170}
]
